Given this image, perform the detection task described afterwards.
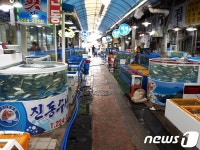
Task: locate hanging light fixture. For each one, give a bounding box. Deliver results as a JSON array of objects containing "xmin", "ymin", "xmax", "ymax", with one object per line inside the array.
[
  {"xmin": 173, "ymin": 13, "xmax": 181, "ymax": 31},
  {"xmin": 142, "ymin": 19, "xmax": 151, "ymax": 27},
  {"xmin": 65, "ymin": 20, "xmax": 73, "ymax": 24},
  {"xmin": 133, "ymin": 25, "xmax": 138, "ymax": 29},
  {"xmin": 186, "ymin": 26, "xmax": 197, "ymax": 31},
  {"xmin": 173, "ymin": 26, "xmax": 181, "ymax": 31},
  {"xmin": 0, "ymin": 0, "xmax": 13, "ymax": 12},
  {"xmin": 13, "ymin": 0, "xmax": 23, "ymax": 8},
  {"xmin": 69, "ymin": 26, "xmax": 77, "ymax": 29}
]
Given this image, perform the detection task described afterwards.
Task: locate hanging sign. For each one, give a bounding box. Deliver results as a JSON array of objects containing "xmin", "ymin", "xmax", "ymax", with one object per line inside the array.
[
  {"xmin": 106, "ymin": 35, "xmax": 112, "ymax": 41},
  {"xmin": 119, "ymin": 23, "xmax": 131, "ymax": 36},
  {"xmin": 81, "ymin": 31, "xmax": 88, "ymax": 39},
  {"xmin": 18, "ymin": 0, "xmax": 47, "ymax": 24},
  {"xmin": 49, "ymin": 0, "xmax": 61, "ymax": 24},
  {"xmin": 112, "ymin": 29, "xmax": 120, "ymax": 38}
]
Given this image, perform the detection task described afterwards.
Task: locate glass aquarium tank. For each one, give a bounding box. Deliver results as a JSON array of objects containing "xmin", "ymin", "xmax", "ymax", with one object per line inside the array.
[
  {"xmin": 138, "ymin": 52, "xmax": 160, "ymax": 68},
  {"xmin": 147, "ymin": 58, "xmax": 200, "ymax": 106},
  {"xmin": 149, "ymin": 58, "xmax": 199, "ymax": 83},
  {"xmin": 0, "ymin": 61, "xmax": 68, "ymax": 101}
]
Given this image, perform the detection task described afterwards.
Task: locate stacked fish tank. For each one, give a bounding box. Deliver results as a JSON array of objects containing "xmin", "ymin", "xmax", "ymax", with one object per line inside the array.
[
  {"xmin": 74, "ymin": 48, "xmax": 86, "ymax": 57},
  {"xmin": 115, "ymin": 51, "xmax": 134, "ymax": 69},
  {"xmin": 148, "ymin": 58, "xmax": 200, "ymax": 106},
  {"xmin": 0, "ymin": 62, "xmax": 67, "ymax": 101},
  {"xmin": 0, "ymin": 61, "xmax": 69, "ymax": 135},
  {"xmin": 120, "ymin": 65, "xmax": 140, "ymax": 85},
  {"xmin": 138, "ymin": 52, "xmax": 160, "ymax": 69}
]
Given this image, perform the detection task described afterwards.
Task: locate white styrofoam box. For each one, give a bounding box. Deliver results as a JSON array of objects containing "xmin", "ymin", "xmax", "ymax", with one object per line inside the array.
[
  {"xmin": 68, "ymin": 86, "xmax": 77, "ymax": 104},
  {"xmin": 165, "ymin": 99, "xmax": 200, "ymax": 149},
  {"xmin": 120, "ymin": 59, "xmax": 126, "ymax": 64},
  {"xmin": 130, "ymin": 58, "xmax": 134, "ymax": 63},
  {"xmin": 131, "ymin": 75, "xmax": 143, "ymax": 86},
  {"xmin": 0, "ymin": 53, "xmax": 23, "ymax": 68},
  {"xmin": 67, "ymin": 71, "xmax": 78, "ymax": 86},
  {"xmin": 82, "ymin": 54, "xmax": 88, "ymax": 58}
]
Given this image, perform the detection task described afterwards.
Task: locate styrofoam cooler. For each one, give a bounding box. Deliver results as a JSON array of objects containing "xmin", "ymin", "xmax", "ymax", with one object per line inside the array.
[
  {"xmin": 82, "ymin": 54, "xmax": 88, "ymax": 58},
  {"xmin": 120, "ymin": 59, "xmax": 126, "ymax": 64},
  {"xmin": 67, "ymin": 71, "xmax": 79, "ymax": 86},
  {"xmin": 68, "ymin": 86, "xmax": 77, "ymax": 104}
]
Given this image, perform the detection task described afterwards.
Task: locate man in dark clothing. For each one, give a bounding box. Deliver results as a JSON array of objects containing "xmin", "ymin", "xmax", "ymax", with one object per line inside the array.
[
  {"xmin": 29, "ymin": 41, "xmax": 41, "ymax": 51},
  {"xmin": 92, "ymin": 45, "xmax": 95, "ymax": 56}
]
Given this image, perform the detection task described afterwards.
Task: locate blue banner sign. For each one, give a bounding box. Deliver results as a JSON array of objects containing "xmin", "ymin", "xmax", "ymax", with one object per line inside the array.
[
  {"xmin": 112, "ymin": 29, "xmax": 120, "ymax": 38},
  {"xmin": 119, "ymin": 23, "xmax": 131, "ymax": 36},
  {"xmin": 18, "ymin": 0, "xmax": 47, "ymax": 24},
  {"xmin": 106, "ymin": 35, "xmax": 111, "ymax": 41}
]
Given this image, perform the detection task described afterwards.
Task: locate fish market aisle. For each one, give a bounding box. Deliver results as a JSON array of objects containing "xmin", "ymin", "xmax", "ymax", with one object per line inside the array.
[{"xmin": 89, "ymin": 57, "xmax": 158, "ymax": 150}]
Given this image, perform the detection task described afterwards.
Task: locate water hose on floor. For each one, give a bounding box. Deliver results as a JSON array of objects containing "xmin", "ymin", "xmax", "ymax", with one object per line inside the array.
[{"xmin": 60, "ymin": 90, "xmax": 82, "ymax": 150}]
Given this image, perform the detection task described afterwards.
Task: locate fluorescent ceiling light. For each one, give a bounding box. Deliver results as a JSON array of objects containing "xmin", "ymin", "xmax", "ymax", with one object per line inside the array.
[
  {"xmin": 65, "ymin": 20, "xmax": 73, "ymax": 24},
  {"xmin": 74, "ymin": 30, "xmax": 80, "ymax": 32},
  {"xmin": 186, "ymin": 26, "xmax": 197, "ymax": 31},
  {"xmin": 69, "ymin": 26, "xmax": 77, "ymax": 29},
  {"xmin": 142, "ymin": 21, "xmax": 151, "ymax": 27},
  {"xmin": 13, "ymin": 1, "xmax": 23, "ymax": 8}
]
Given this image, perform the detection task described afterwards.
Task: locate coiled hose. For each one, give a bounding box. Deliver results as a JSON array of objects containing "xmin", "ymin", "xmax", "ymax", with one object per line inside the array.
[{"xmin": 60, "ymin": 90, "xmax": 82, "ymax": 150}]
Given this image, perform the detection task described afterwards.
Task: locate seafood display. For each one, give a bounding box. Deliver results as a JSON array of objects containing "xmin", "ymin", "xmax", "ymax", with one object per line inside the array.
[
  {"xmin": 74, "ymin": 49, "xmax": 86, "ymax": 57},
  {"xmin": 0, "ymin": 61, "xmax": 67, "ymax": 101},
  {"xmin": 138, "ymin": 52, "xmax": 160, "ymax": 68},
  {"xmin": 116, "ymin": 51, "xmax": 134, "ymax": 60},
  {"xmin": 148, "ymin": 58, "xmax": 200, "ymax": 106},
  {"xmin": 149, "ymin": 59, "xmax": 199, "ymax": 83}
]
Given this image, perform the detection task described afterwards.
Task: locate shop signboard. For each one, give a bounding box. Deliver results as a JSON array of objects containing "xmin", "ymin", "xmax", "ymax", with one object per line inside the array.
[
  {"xmin": 112, "ymin": 29, "xmax": 120, "ymax": 38},
  {"xmin": 0, "ymin": 90, "xmax": 69, "ymax": 135},
  {"xmin": 185, "ymin": 0, "xmax": 200, "ymax": 25},
  {"xmin": 168, "ymin": 2, "xmax": 186, "ymax": 30},
  {"xmin": 17, "ymin": 0, "xmax": 47, "ymax": 24},
  {"xmin": 119, "ymin": 23, "xmax": 131, "ymax": 36},
  {"xmin": 49, "ymin": 0, "xmax": 61, "ymax": 24}
]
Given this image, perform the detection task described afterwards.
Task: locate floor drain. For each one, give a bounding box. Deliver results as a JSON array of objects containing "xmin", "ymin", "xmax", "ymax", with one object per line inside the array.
[{"xmin": 93, "ymin": 90, "xmax": 111, "ymax": 96}]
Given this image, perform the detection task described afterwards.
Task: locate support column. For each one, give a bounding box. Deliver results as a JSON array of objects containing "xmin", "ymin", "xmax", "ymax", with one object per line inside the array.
[
  {"xmin": 61, "ymin": 11, "xmax": 66, "ymax": 63},
  {"xmin": 120, "ymin": 36, "xmax": 125, "ymax": 51},
  {"xmin": 79, "ymin": 32, "xmax": 82, "ymax": 48},
  {"xmin": 131, "ymin": 26, "xmax": 136, "ymax": 51},
  {"xmin": 54, "ymin": 25, "xmax": 57, "ymax": 61}
]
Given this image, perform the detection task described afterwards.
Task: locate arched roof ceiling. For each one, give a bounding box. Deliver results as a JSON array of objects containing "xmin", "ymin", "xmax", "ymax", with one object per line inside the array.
[{"xmin": 62, "ymin": 0, "xmax": 148, "ymax": 34}]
